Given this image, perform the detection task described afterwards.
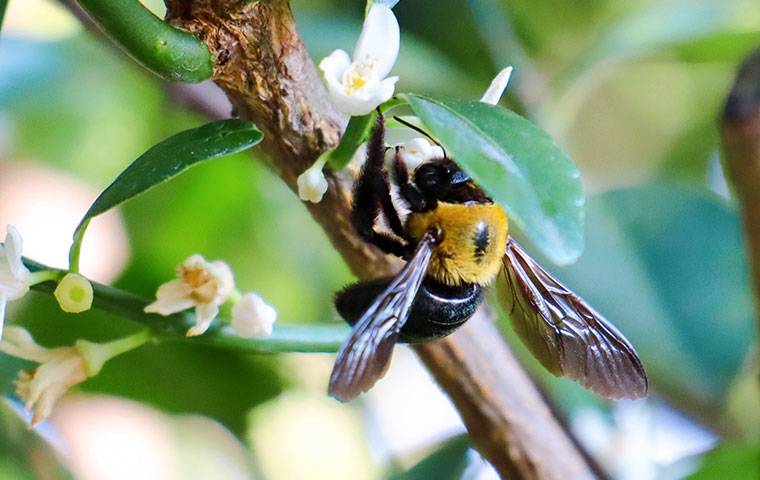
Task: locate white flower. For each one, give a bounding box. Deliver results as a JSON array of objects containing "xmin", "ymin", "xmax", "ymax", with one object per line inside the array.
[
  {"xmin": 319, "ymin": 4, "xmax": 400, "ymax": 116},
  {"xmin": 297, "ymin": 159, "xmax": 329, "ymax": 203},
  {"xmin": 0, "ymin": 326, "xmax": 149, "ymax": 426},
  {"xmin": 231, "ymin": 292, "xmax": 277, "ymax": 339},
  {"xmin": 1, "ymin": 326, "xmax": 89, "ymax": 426},
  {"xmin": 144, "ymin": 254, "xmax": 234, "ymax": 337},
  {"xmin": 0, "ymin": 225, "xmax": 31, "ymax": 340},
  {"xmin": 396, "ymin": 137, "xmax": 445, "ymax": 170},
  {"xmin": 54, "ymin": 273, "xmax": 93, "ymax": 313},
  {"xmin": 480, "ymin": 66, "xmax": 513, "ymax": 105}
]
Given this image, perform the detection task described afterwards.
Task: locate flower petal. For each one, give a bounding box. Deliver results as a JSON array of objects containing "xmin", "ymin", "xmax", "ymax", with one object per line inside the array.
[
  {"xmin": 0, "ymin": 325, "xmax": 58, "ymax": 362},
  {"xmin": 4, "ymin": 225, "xmax": 29, "ymax": 280},
  {"xmin": 326, "ymin": 88, "xmax": 381, "ymax": 116},
  {"xmin": 144, "ymin": 279, "xmax": 194, "ymax": 316},
  {"xmin": 187, "ymin": 302, "xmax": 219, "ymax": 336},
  {"xmin": 319, "ymin": 49, "xmax": 351, "ymax": 82},
  {"xmin": 328, "ymin": 75, "xmax": 397, "ymax": 116},
  {"xmin": 353, "ymin": 4, "xmax": 399, "ymax": 80},
  {"xmin": 480, "ymin": 66, "xmax": 513, "ymax": 105},
  {"xmin": 207, "ymin": 260, "xmax": 235, "ymax": 301}
]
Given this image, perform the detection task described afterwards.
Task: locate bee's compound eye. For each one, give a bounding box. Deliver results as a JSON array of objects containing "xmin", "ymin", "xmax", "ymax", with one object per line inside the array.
[{"xmin": 414, "ymin": 164, "xmax": 444, "ymax": 191}]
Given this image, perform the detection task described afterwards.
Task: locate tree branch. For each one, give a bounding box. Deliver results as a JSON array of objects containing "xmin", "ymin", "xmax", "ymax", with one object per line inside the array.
[
  {"xmin": 65, "ymin": 0, "xmax": 597, "ymax": 477},
  {"xmin": 722, "ymin": 46, "xmax": 760, "ymax": 336}
]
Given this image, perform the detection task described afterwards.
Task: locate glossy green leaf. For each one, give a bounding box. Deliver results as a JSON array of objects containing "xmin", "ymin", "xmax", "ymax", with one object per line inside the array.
[
  {"xmin": 76, "ymin": 0, "xmax": 214, "ymax": 82},
  {"xmin": 402, "ymin": 93, "xmax": 584, "ymax": 264},
  {"xmin": 69, "ymin": 119, "xmax": 263, "ymax": 271}
]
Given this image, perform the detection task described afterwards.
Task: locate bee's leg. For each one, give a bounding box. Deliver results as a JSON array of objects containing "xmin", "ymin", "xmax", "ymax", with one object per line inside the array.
[
  {"xmin": 350, "ymin": 114, "xmax": 407, "ymax": 257},
  {"xmin": 394, "ymin": 148, "xmax": 431, "ymax": 213}
]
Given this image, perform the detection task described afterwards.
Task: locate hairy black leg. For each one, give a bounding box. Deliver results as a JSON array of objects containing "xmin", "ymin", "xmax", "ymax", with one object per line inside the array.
[
  {"xmin": 350, "ymin": 114, "xmax": 406, "ymax": 257},
  {"xmin": 394, "ymin": 148, "xmax": 433, "ymax": 213}
]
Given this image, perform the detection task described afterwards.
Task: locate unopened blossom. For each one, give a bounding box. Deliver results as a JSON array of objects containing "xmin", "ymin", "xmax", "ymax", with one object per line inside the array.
[
  {"xmin": 319, "ymin": 4, "xmax": 400, "ymax": 116},
  {"xmin": 231, "ymin": 292, "xmax": 277, "ymax": 339},
  {"xmin": 0, "ymin": 225, "xmax": 31, "ymax": 340},
  {"xmin": 54, "ymin": 273, "xmax": 93, "ymax": 313},
  {"xmin": 396, "ymin": 137, "xmax": 445, "ymax": 170},
  {"xmin": 0, "ymin": 326, "xmax": 149, "ymax": 426},
  {"xmin": 480, "ymin": 66, "xmax": 513, "ymax": 105},
  {"xmin": 297, "ymin": 158, "xmax": 329, "ymax": 203},
  {"xmin": 144, "ymin": 254, "xmax": 234, "ymax": 337}
]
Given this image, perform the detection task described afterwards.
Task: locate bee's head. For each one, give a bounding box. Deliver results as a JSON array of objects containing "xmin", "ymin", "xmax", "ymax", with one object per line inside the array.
[{"xmin": 413, "ymin": 159, "xmax": 470, "ymax": 198}]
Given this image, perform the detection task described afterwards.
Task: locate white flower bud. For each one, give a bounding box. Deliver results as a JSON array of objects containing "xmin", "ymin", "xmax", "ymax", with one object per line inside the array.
[
  {"xmin": 297, "ymin": 161, "xmax": 329, "ymax": 203},
  {"xmin": 231, "ymin": 292, "xmax": 277, "ymax": 339},
  {"xmin": 480, "ymin": 66, "xmax": 513, "ymax": 105}
]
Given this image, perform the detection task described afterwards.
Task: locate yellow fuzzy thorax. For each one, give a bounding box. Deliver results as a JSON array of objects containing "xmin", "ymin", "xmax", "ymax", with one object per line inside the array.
[{"xmin": 406, "ymin": 202, "xmax": 508, "ymax": 286}]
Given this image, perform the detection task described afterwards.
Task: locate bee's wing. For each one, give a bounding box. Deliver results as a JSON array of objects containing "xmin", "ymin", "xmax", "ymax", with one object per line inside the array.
[
  {"xmin": 501, "ymin": 238, "xmax": 648, "ymax": 399},
  {"xmin": 328, "ymin": 233, "xmax": 436, "ymax": 402}
]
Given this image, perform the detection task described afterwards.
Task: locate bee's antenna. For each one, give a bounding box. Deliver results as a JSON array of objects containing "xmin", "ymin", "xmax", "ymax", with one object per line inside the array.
[{"xmin": 392, "ymin": 116, "xmax": 448, "ymax": 158}]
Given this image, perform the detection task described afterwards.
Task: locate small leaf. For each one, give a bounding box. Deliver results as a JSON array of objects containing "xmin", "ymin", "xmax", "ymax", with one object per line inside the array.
[
  {"xmin": 402, "ymin": 93, "xmax": 584, "ymax": 264},
  {"xmin": 69, "ymin": 120, "xmax": 263, "ymax": 271}
]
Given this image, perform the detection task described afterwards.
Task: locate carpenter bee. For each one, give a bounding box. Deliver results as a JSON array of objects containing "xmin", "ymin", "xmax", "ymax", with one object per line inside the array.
[{"xmin": 329, "ymin": 114, "xmax": 648, "ymax": 402}]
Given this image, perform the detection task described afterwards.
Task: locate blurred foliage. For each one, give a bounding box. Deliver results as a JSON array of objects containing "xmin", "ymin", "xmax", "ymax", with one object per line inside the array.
[
  {"xmin": 0, "ymin": 400, "xmax": 73, "ymax": 479},
  {"xmin": 1, "ymin": 0, "xmax": 760, "ymax": 478},
  {"xmin": 386, "ymin": 435, "xmax": 475, "ymax": 480},
  {"xmin": 687, "ymin": 443, "xmax": 760, "ymax": 479}
]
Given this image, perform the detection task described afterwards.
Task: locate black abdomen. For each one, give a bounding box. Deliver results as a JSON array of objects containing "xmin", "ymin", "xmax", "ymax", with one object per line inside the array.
[{"xmin": 335, "ymin": 277, "xmax": 483, "ymax": 343}]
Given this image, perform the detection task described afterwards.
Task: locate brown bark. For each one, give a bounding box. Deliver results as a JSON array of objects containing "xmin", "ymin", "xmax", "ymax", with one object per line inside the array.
[
  {"xmin": 722, "ymin": 46, "xmax": 760, "ymax": 336},
  {"xmin": 74, "ymin": 0, "xmax": 597, "ymax": 477}
]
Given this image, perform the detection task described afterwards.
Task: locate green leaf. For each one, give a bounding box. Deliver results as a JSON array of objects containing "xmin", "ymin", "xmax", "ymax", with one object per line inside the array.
[
  {"xmin": 69, "ymin": 119, "xmax": 263, "ymax": 271},
  {"xmin": 387, "ymin": 435, "xmax": 477, "ymax": 480},
  {"xmin": 402, "ymin": 93, "xmax": 584, "ymax": 265},
  {"xmin": 75, "ymin": 0, "xmax": 214, "ymax": 83},
  {"xmin": 688, "ymin": 443, "xmax": 760, "ymax": 479}
]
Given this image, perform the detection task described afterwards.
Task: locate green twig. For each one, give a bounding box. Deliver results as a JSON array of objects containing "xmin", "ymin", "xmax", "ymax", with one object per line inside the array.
[
  {"xmin": 325, "ymin": 112, "xmax": 376, "ymax": 170},
  {"xmin": 23, "ymin": 258, "xmax": 347, "ymax": 354},
  {"xmin": 75, "ymin": 0, "xmax": 213, "ymax": 83}
]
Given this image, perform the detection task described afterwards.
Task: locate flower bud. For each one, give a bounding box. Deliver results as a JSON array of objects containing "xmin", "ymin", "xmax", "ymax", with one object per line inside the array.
[
  {"xmin": 480, "ymin": 66, "xmax": 513, "ymax": 105},
  {"xmin": 231, "ymin": 292, "xmax": 277, "ymax": 339},
  {"xmin": 297, "ymin": 161, "xmax": 329, "ymax": 203}
]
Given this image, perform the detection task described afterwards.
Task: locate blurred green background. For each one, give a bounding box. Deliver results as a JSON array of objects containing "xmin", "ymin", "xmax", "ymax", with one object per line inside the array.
[{"xmin": 1, "ymin": 0, "xmax": 759, "ymax": 478}]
